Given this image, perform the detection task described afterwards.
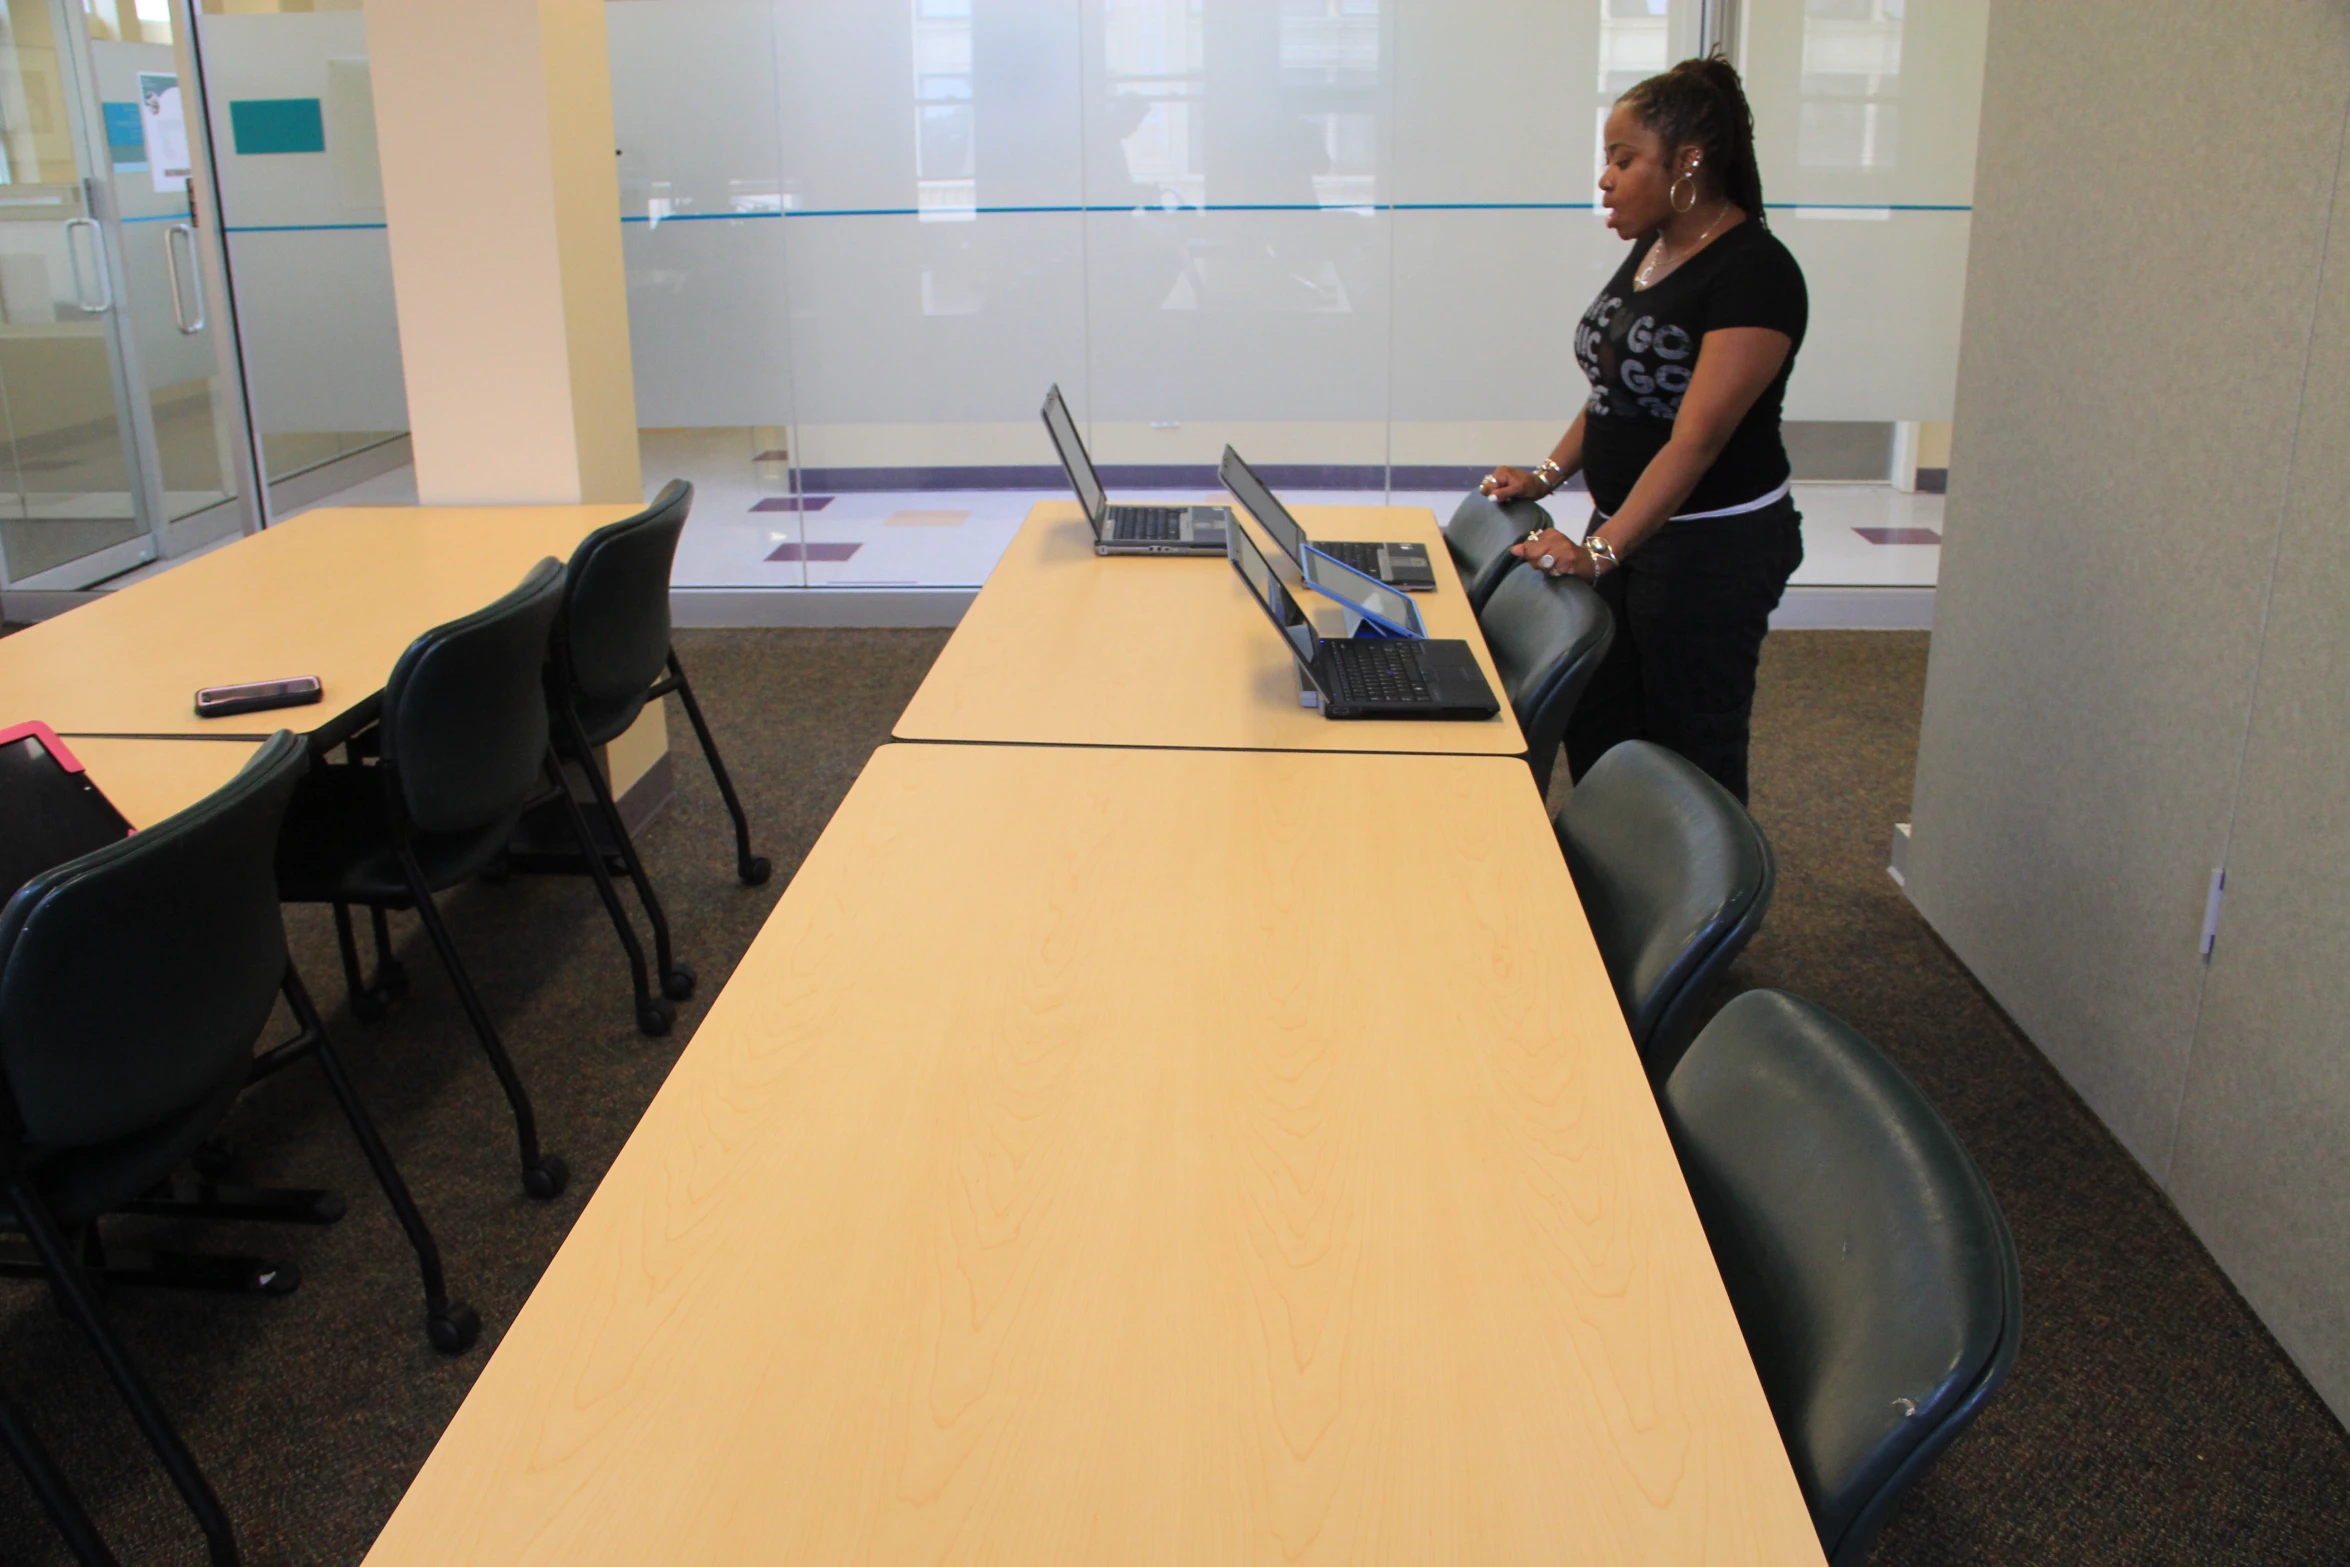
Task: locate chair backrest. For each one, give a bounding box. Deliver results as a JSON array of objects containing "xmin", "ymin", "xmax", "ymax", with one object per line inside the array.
[
  {"xmin": 381, "ymin": 557, "xmax": 564, "ymax": 835},
  {"xmin": 1445, "ymin": 491, "xmax": 1551, "ymax": 612},
  {"xmin": 556, "ymin": 479, "xmax": 691, "ymax": 707},
  {"xmin": 1661, "ymin": 990, "xmax": 2021, "ymax": 1567},
  {"xmin": 1553, "ymin": 739, "xmax": 1774, "ymax": 1076},
  {"xmin": 0, "ymin": 732, "xmax": 308, "ymax": 1152},
  {"xmin": 1478, "ymin": 563, "xmax": 1613, "ymax": 796}
]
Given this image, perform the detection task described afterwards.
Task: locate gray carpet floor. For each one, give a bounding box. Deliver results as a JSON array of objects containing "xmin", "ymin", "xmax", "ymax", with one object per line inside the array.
[{"xmin": 0, "ymin": 626, "xmax": 2342, "ymax": 1564}]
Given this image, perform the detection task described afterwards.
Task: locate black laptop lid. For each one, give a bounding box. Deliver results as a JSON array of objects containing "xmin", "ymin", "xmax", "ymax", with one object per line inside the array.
[
  {"xmin": 1226, "ymin": 517, "xmax": 1321, "ymax": 672},
  {"xmin": 1219, "ymin": 447, "xmax": 1309, "ymax": 568},
  {"xmin": 1041, "ymin": 384, "xmax": 1108, "ymax": 535},
  {"xmin": 0, "ymin": 723, "xmax": 132, "ymax": 910}
]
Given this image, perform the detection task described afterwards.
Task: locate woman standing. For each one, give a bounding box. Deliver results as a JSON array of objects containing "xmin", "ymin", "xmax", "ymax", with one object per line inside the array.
[{"xmin": 1483, "ymin": 56, "xmax": 1806, "ymax": 805}]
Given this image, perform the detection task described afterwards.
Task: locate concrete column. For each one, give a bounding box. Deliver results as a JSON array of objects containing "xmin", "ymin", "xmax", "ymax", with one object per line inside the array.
[{"xmin": 366, "ymin": 0, "xmax": 641, "ymax": 505}]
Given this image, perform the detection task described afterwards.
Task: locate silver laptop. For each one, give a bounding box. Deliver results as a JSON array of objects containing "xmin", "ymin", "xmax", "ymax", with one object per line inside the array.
[
  {"xmin": 1042, "ymin": 384, "xmax": 1230, "ymax": 556},
  {"xmin": 1219, "ymin": 444, "xmax": 1438, "ymax": 591}
]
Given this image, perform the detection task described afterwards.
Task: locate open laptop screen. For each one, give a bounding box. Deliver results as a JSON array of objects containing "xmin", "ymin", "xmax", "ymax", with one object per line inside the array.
[
  {"xmin": 1219, "ymin": 446, "xmax": 1307, "ymax": 566},
  {"xmin": 1227, "ymin": 514, "xmax": 1317, "ymax": 667},
  {"xmin": 1040, "ymin": 385, "xmax": 1108, "ymax": 532}
]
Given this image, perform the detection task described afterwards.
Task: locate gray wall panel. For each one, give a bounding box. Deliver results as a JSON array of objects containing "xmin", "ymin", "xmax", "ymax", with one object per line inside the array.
[
  {"xmin": 2166, "ymin": 131, "xmax": 2350, "ymax": 1419},
  {"xmin": 1906, "ymin": 0, "xmax": 2350, "ymax": 1173}
]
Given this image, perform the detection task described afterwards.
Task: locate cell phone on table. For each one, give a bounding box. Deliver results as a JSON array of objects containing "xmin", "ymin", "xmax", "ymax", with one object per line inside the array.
[{"xmin": 194, "ymin": 676, "xmax": 323, "ymax": 719}]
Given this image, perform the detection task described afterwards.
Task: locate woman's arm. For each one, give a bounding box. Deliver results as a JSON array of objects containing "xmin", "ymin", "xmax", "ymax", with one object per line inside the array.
[
  {"xmin": 1512, "ymin": 325, "xmax": 1793, "ymax": 579},
  {"xmin": 1481, "ymin": 411, "xmax": 1587, "ymax": 502}
]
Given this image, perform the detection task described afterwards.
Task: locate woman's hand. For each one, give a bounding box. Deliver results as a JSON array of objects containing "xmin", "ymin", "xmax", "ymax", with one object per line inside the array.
[
  {"xmin": 1481, "ymin": 465, "xmax": 1541, "ymax": 501},
  {"xmin": 1509, "ymin": 528, "xmax": 1595, "ymax": 581}
]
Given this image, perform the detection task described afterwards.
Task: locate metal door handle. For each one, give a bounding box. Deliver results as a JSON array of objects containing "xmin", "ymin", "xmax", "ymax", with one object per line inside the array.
[
  {"xmin": 165, "ymin": 222, "xmax": 206, "ymax": 333},
  {"xmin": 64, "ymin": 217, "xmax": 112, "ymax": 313}
]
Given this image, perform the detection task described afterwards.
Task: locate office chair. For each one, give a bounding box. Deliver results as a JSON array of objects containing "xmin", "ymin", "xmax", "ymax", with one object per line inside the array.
[
  {"xmin": 531, "ymin": 480, "xmax": 769, "ymax": 1034},
  {"xmin": 1552, "ymin": 739, "xmax": 1775, "ymax": 1079},
  {"xmin": 1445, "ymin": 491, "xmax": 1552, "ymax": 613},
  {"xmin": 0, "ymin": 732, "xmax": 480, "ymax": 1567},
  {"xmin": 1661, "ymin": 990, "xmax": 2022, "ymax": 1566},
  {"xmin": 1477, "ymin": 562, "xmax": 1613, "ymax": 796},
  {"xmin": 278, "ymin": 560, "xmax": 642, "ymax": 1200}
]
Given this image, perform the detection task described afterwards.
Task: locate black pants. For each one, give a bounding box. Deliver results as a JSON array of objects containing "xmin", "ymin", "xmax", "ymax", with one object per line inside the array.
[{"xmin": 1564, "ymin": 498, "xmax": 1803, "ymax": 805}]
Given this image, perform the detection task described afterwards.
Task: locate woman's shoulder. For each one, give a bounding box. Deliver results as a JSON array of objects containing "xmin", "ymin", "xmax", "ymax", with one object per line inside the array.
[{"xmin": 1721, "ymin": 217, "xmax": 1802, "ymax": 274}]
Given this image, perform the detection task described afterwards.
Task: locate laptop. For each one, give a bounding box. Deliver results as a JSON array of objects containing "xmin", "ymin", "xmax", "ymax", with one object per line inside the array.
[
  {"xmin": 1042, "ymin": 384, "xmax": 1230, "ymax": 556},
  {"xmin": 1227, "ymin": 515, "xmax": 1499, "ymax": 722},
  {"xmin": 1219, "ymin": 445, "xmax": 1438, "ymax": 591},
  {"xmin": 0, "ymin": 722, "xmax": 132, "ymax": 909}
]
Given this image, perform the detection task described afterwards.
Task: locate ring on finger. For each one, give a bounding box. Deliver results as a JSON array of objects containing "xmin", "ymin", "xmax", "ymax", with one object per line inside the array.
[{"xmin": 1538, "ymin": 553, "xmax": 1556, "ymax": 571}]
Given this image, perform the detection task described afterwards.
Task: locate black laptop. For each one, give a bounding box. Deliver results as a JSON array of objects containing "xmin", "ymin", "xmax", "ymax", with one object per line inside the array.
[
  {"xmin": 0, "ymin": 722, "xmax": 132, "ymax": 909},
  {"xmin": 1042, "ymin": 385, "xmax": 1230, "ymax": 555},
  {"xmin": 1220, "ymin": 446, "xmax": 1437, "ymax": 591},
  {"xmin": 1227, "ymin": 518, "xmax": 1498, "ymax": 722}
]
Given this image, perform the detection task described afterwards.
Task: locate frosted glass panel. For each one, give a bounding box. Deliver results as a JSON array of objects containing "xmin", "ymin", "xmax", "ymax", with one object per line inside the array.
[
  {"xmin": 605, "ymin": 0, "xmax": 1983, "ymax": 589},
  {"xmin": 194, "ymin": 10, "xmax": 407, "ymax": 485}
]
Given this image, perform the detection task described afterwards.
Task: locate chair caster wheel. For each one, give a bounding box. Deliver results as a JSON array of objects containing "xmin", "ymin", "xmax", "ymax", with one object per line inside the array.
[
  {"xmin": 739, "ymin": 856, "xmax": 772, "ymax": 887},
  {"xmin": 638, "ymin": 997, "xmax": 676, "ymax": 1037},
  {"xmin": 662, "ymin": 963, "xmax": 696, "ymax": 1001},
  {"xmin": 522, "ymin": 1155, "xmax": 568, "ymax": 1201},
  {"xmin": 428, "ymin": 1302, "xmax": 482, "ymax": 1354}
]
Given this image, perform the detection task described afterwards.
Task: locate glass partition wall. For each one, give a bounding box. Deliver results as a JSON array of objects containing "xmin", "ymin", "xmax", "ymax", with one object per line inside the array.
[
  {"xmin": 190, "ymin": 0, "xmax": 406, "ymax": 503},
  {"xmin": 0, "ymin": 0, "xmax": 254, "ymax": 594},
  {"xmin": 615, "ymin": 0, "xmax": 1983, "ymax": 599}
]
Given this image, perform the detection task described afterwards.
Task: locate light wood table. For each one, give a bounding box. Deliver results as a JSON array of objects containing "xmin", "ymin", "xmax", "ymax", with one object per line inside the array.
[
  {"xmin": 0, "ymin": 504, "xmax": 637, "ymax": 743},
  {"xmin": 365, "ymin": 743, "xmax": 1821, "ymax": 1567},
  {"xmin": 65, "ymin": 736, "xmax": 265, "ymax": 828},
  {"xmin": 893, "ymin": 502, "xmax": 1527, "ymax": 756}
]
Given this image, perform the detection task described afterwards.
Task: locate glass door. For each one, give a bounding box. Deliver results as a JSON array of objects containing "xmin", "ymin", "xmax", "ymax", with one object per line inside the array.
[{"xmin": 0, "ymin": 0, "xmax": 254, "ymax": 594}]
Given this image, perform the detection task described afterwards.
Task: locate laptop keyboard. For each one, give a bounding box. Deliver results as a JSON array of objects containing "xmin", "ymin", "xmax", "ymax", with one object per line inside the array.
[
  {"xmin": 1106, "ymin": 504, "xmax": 1185, "ymax": 541},
  {"xmin": 1322, "ymin": 638, "xmax": 1432, "ymax": 705},
  {"xmin": 1318, "ymin": 540, "xmax": 1385, "ymax": 575}
]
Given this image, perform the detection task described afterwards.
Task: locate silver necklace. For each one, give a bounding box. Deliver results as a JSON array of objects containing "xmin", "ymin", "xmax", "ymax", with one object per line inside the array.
[{"xmin": 1637, "ymin": 202, "xmax": 1731, "ymax": 289}]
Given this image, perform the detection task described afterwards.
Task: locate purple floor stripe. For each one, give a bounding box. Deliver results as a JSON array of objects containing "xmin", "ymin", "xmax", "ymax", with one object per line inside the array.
[
  {"xmin": 751, "ymin": 495, "xmax": 835, "ymax": 512},
  {"xmin": 1854, "ymin": 526, "xmax": 1942, "ymax": 546},
  {"xmin": 765, "ymin": 541, "xmax": 861, "ymax": 562}
]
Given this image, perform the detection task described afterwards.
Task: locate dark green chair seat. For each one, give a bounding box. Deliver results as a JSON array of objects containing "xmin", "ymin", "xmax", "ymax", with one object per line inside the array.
[
  {"xmin": 1662, "ymin": 990, "xmax": 2021, "ymax": 1565},
  {"xmin": 1478, "ymin": 563, "xmax": 1613, "ymax": 795},
  {"xmin": 1553, "ymin": 739, "xmax": 1775, "ymax": 1078},
  {"xmin": 1445, "ymin": 491, "xmax": 1552, "ymax": 612}
]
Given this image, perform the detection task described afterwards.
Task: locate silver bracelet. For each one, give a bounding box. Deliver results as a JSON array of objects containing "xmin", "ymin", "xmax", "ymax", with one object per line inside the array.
[
  {"xmin": 1531, "ymin": 458, "xmax": 1565, "ymax": 494},
  {"xmin": 1584, "ymin": 534, "xmax": 1621, "ymax": 575}
]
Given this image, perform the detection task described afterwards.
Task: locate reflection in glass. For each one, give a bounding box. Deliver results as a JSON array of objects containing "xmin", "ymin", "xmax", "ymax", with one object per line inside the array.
[
  {"xmin": 913, "ymin": 0, "xmax": 975, "ymax": 218},
  {"xmin": 1105, "ymin": 0, "xmax": 1205, "ymax": 209},
  {"xmin": 1599, "ymin": 0, "xmax": 1670, "ymax": 94},
  {"xmin": 1800, "ymin": 0, "xmax": 1902, "ymax": 169}
]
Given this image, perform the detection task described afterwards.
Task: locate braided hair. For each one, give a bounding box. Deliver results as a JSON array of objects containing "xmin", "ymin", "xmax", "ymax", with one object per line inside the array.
[{"xmin": 1619, "ymin": 55, "xmax": 1766, "ymax": 224}]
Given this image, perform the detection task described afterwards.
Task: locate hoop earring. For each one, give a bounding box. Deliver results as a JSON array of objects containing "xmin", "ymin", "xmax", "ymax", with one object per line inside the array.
[{"xmin": 1669, "ymin": 173, "xmax": 1698, "ymax": 214}]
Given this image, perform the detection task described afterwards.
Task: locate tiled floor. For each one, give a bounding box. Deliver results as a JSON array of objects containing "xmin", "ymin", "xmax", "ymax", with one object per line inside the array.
[{"xmin": 287, "ymin": 458, "xmax": 1943, "ymax": 596}]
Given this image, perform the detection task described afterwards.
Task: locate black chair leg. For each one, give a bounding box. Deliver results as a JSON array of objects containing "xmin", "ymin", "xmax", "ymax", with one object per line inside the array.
[
  {"xmin": 558, "ymin": 710, "xmax": 691, "ymax": 1008},
  {"xmin": 0, "ymin": 1381, "xmax": 121, "ymax": 1566},
  {"xmin": 332, "ymin": 901, "xmax": 403, "ymax": 1023},
  {"xmin": 543, "ymin": 753, "xmax": 675, "ymax": 1037},
  {"xmin": 368, "ymin": 905, "xmax": 408, "ymax": 1001},
  {"xmin": 280, "ymin": 964, "xmax": 480, "ymax": 1353},
  {"xmin": 8, "ymin": 1180, "xmax": 239, "ymax": 1567},
  {"xmin": 666, "ymin": 650, "xmax": 770, "ymax": 886},
  {"xmin": 394, "ymin": 849, "xmax": 567, "ymax": 1202}
]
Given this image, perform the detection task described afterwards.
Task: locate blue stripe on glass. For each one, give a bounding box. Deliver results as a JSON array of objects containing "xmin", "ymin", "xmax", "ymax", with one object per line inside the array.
[{"xmin": 234, "ymin": 199, "xmax": 1971, "ymax": 233}]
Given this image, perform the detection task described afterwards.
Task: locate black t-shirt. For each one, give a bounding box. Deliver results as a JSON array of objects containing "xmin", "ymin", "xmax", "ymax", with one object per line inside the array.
[{"xmin": 1573, "ymin": 219, "xmax": 1808, "ymax": 516}]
